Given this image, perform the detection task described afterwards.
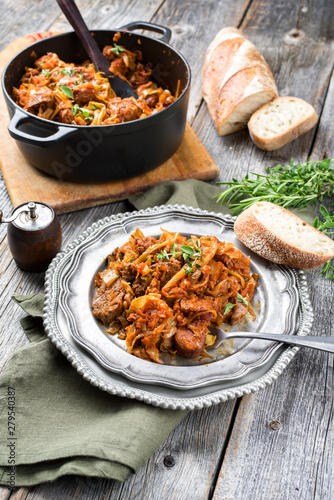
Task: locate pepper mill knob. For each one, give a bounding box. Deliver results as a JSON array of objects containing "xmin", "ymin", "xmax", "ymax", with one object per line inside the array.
[
  {"xmin": 27, "ymin": 202, "xmax": 37, "ymax": 219},
  {"xmin": 3, "ymin": 202, "xmax": 62, "ymax": 272}
]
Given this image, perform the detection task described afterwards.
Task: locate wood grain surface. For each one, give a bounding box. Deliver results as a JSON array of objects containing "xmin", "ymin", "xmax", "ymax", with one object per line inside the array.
[{"xmin": 0, "ymin": 0, "xmax": 333, "ymax": 499}]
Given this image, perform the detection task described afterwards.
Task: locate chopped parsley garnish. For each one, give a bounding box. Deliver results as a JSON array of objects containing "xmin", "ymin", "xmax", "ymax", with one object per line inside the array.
[
  {"xmin": 60, "ymin": 68, "xmax": 76, "ymax": 76},
  {"xmin": 170, "ymin": 242, "xmax": 178, "ymax": 259},
  {"xmin": 74, "ymin": 73, "xmax": 86, "ymax": 86},
  {"xmin": 41, "ymin": 69, "xmax": 50, "ymax": 77}
]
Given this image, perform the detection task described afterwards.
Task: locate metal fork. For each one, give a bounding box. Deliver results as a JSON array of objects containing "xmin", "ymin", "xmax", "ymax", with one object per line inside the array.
[{"xmin": 220, "ymin": 330, "xmax": 334, "ymax": 354}]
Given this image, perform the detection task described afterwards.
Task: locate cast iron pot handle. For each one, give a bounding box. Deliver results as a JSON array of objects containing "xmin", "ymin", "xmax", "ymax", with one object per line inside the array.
[
  {"xmin": 8, "ymin": 108, "xmax": 74, "ymax": 148},
  {"xmin": 120, "ymin": 21, "xmax": 172, "ymax": 44}
]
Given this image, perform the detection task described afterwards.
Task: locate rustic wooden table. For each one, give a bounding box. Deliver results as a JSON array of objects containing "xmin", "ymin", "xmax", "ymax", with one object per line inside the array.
[{"xmin": 0, "ymin": 0, "xmax": 333, "ymax": 498}]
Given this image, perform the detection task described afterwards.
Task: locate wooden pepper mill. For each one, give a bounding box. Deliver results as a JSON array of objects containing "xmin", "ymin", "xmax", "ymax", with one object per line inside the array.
[{"xmin": 0, "ymin": 201, "xmax": 62, "ymax": 272}]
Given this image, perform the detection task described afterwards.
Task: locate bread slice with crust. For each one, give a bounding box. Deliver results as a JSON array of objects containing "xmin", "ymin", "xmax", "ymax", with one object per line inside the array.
[
  {"xmin": 234, "ymin": 201, "xmax": 334, "ymax": 269},
  {"xmin": 248, "ymin": 96, "xmax": 318, "ymax": 150},
  {"xmin": 202, "ymin": 27, "xmax": 278, "ymax": 136}
]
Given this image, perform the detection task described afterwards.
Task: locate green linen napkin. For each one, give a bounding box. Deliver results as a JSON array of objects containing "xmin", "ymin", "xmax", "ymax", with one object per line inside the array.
[
  {"xmin": 129, "ymin": 178, "xmax": 315, "ymax": 225},
  {"xmin": 0, "ymin": 179, "xmax": 315, "ymax": 488},
  {"xmin": 129, "ymin": 178, "xmax": 229, "ymax": 214},
  {"xmin": 0, "ymin": 297, "xmax": 187, "ymax": 487}
]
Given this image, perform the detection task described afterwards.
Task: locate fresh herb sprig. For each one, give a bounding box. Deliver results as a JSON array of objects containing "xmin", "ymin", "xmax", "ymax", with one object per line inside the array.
[
  {"xmin": 181, "ymin": 240, "xmax": 203, "ymax": 274},
  {"xmin": 72, "ymin": 103, "xmax": 93, "ymax": 120},
  {"xmin": 111, "ymin": 43, "xmax": 125, "ymax": 55},
  {"xmin": 59, "ymin": 85, "xmax": 73, "ymax": 99},
  {"xmin": 215, "ymin": 158, "xmax": 334, "ymax": 279},
  {"xmin": 223, "ymin": 294, "xmax": 249, "ymax": 315},
  {"xmin": 313, "ymin": 205, "xmax": 334, "ymax": 236},
  {"xmin": 156, "ymin": 240, "xmax": 203, "ymax": 274},
  {"xmin": 215, "ymin": 158, "xmax": 334, "ymax": 216},
  {"xmin": 313, "ymin": 205, "xmax": 334, "ymax": 278},
  {"xmin": 156, "ymin": 243, "xmax": 180, "ymax": 262},
  {"xmin": 60, "ymin": 68, "xmax": 76, "ymax": 77}
]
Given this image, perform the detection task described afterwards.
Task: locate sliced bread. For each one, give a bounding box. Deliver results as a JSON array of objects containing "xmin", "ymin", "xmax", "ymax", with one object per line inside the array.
[
  {"xmin": 234, "ymin": 201, "xmax": 334, "ymax": 269},
  {"xmin": 202, "ymin": 27, "xmax": 278, "ymax": 136},
  {"xmin": 248, "ymin": 96, "xmax": 318, "ymax": 150}
]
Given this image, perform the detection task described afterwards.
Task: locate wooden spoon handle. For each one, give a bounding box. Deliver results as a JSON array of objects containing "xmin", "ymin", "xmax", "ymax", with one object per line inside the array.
[
  {"xmin": 56, "ymin": 0, "xmax": 109, "ymax": 74},
  {"xmin": 56, "ymin": 0, "xmax": 137, "ymax": 98}
]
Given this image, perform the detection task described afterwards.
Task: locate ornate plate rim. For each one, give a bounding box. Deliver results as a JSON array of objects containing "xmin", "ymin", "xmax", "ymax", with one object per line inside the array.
[{"xmin": 43, "ymin": 204, "xmax": 314, "ymax": 410}]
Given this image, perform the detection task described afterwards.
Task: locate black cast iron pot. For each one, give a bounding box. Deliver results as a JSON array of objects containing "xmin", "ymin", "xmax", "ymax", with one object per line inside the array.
[{"xmin": 2, "ymin": 22, "xmax": 191, "ymax": 182}]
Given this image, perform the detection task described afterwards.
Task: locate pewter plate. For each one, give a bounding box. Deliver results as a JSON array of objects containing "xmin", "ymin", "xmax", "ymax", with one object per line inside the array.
[{"xmin": 44, "ymin": 205, "xmax": 313, "ymax": 409}]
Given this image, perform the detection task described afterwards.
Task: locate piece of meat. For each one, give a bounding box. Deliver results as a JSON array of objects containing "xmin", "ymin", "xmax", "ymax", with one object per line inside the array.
[
  {"xmin": 145, "ymin": 94, "xmax": 159, "ymax": 108},
  {"xmin": 132, "ymin": 277, "xmax": 149, "ymax": 297},
  {"xmin": 175, "ymin": 326, "xmax": 207, "ymax": 358},
  {"xmin": 57, "ymin": 108, "xmax": 73, "ymax": 124},
  {"xmin": 102, "ymin": 46, "xmax": 116, "ymax": 61},
  {"xmin": 110, "ymin": 57, "xmax": 128, "ymax": 76},
  {"xmin": 17, "ymin": 87, "xmax": 54, "ymax": 111},
  {"xmin": 20, "ymin": 68, "xmax": 40, "ymax": 84},
  {"xmin": 179, "ymin": 297, "xmax": 214, "ymax": 313},
  {"xmin": 73, "ymin": 83, "xmax": 96, "ymax": 106},
  {"xmin": 34, "ymin": 52, "xmax": 60, "ymax": 70},
  {"xmin": 75, "ymin": 65, "xmax": 95, "ymax": 82},
  {"xmin": 116, "ymin": 262, "xmax": 137, "ymax": 282},
  {"xmin": 92, "ymin": 279, "xmax": 125, "ymax": 324},
  {"xmin": 108, "ymin": 97, "xmax": 142, "ymax": 122},
  {"xmin": 133, "ymin": 235, "xmax": 156, "ymax": 254},
  {"xmin": 230, "ymin": 302, "xmax": 248, "ymax": 325}
]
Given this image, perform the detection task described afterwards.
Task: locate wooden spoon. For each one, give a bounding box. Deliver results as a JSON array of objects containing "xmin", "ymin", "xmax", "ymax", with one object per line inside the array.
[{"xmin": 56, "ymin": 0, "xmax": 137, "ymax": 98}]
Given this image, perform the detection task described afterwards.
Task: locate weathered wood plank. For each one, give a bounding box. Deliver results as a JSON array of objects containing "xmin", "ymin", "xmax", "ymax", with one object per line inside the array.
[
  {"xmin": 210, "ymin": 0, "xmax": 334, "ymax": 497},
  {"xmin": 152, "ymin": 0, "xmax": 252, "ymax": 122},
  {"xmin": 192, "ymin": 0, "xmax": 334, "ymax": 183},
  {"xmin": 48, "ymin": 0, "xmax": 164, "ymax": 33},
  {"xmin": 0, "ymin": 0, "xmax": 60, "ymax": 49},
  {"xmin": 213, "ymin": 278, "xmax": 334, "ymax": 500},
  {"xmin": 0, "ymin": 1, "xmax": 249, "ymax": 497},
  {"xmin": 310, "ymin": 67, "xmax": 334, "ymax": 160},
  {"xmin": 0, "ymin": 487, "xmax": 12, "ymax": 500},
  {"xmin": 106, "ymin": 403, "xmax": 238, "ymax": 500},
  {"xmin": 1, "ymin": 0, "xmax": 251, "ymax": 497},
  {"xmin": 0, "ymin": 0, "xmax": 333, "ymax": 499}
]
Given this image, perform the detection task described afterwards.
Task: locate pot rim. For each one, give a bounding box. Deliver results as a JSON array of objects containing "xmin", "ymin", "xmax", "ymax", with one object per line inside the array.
[{"xmin": 2, "ymin": 29, "xmax": 191, "ymax": 131}]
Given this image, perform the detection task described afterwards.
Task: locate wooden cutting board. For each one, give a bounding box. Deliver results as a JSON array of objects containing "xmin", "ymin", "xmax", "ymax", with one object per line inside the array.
[{"xmin": 0, "ymin": 32, "xmax": 219, "ymax": 214}]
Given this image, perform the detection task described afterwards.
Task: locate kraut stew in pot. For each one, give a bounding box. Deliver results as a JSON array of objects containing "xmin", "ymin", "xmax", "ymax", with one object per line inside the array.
[{"xmin": 12, "ymin": 35, "xmax": 179, "ymax": 126}]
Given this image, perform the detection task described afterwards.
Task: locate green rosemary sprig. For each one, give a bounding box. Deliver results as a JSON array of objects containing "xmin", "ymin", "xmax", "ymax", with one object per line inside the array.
[
  {"xmin": 313, "ymin": 205, "xmax": 334, "ymax": 279},
  {"xmin": 215, "ymin": 158, "xmax": 334, "ymax": 216},
  {"xmin": 215, "ymin": 158, "xmax": 334, "ymax": 279}
]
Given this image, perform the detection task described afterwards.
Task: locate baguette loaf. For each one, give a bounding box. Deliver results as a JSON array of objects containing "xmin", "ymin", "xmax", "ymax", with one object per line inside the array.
[
  {"xmin": 202, "ymin": 27, "xmax": 278, "ymax": 136},
  {"xmin": 234, "ymin": 201, "xmax": 334, "ymax": 269},
  {"xmin": 248, "ymin": 96, "xmax": 318, "ymax": 150}
]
